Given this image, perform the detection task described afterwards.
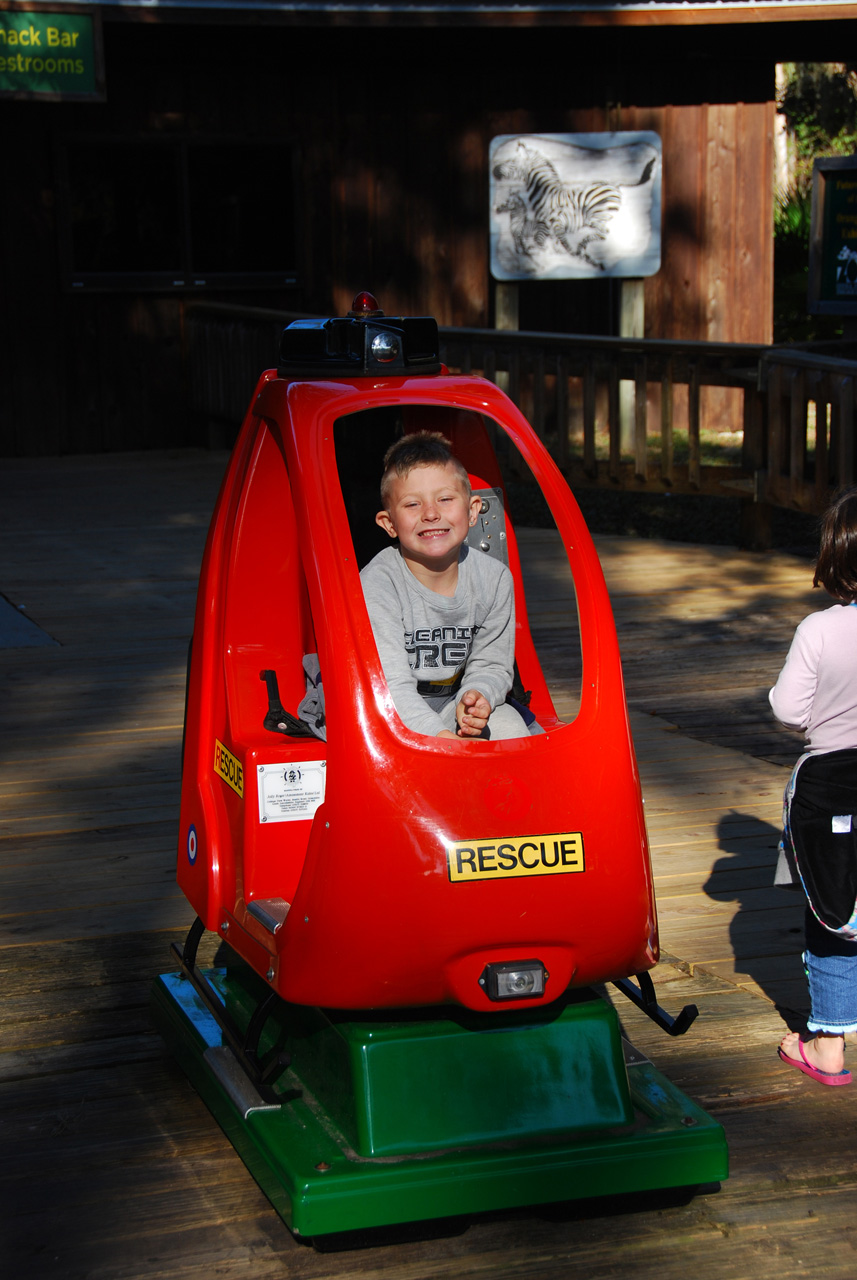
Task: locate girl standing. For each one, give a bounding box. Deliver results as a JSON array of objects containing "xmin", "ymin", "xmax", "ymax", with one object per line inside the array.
[{"xmin": 770, "ymin": 487, "xmax": 857, "ymax": 1086}]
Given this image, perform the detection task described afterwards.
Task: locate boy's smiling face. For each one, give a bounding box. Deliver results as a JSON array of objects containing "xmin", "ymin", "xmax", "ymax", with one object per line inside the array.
[{"xmin": 376, "ymin": 461, "xmax": 481, "ymax": 574}]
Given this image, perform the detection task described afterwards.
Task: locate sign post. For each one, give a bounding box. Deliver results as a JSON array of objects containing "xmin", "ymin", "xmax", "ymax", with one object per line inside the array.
[{"xmin": 620, "ymin": 277, "xmax": 646, "ymax": 454}]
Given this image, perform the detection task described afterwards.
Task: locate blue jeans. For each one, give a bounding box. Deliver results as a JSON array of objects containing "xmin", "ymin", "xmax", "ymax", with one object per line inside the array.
[{"xmin": 805, "ymin": 909, "xmax": 857, "ymax": 1034}]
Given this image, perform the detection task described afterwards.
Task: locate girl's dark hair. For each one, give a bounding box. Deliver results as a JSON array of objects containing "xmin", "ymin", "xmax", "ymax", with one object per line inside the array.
[{"xmin": 813, "ymin": 486, "xmax": 857, "ymax": 601}]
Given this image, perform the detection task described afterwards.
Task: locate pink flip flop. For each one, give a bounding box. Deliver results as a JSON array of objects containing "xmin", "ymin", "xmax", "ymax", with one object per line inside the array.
[{"xmin": 778, "ymin": 1039, "xmax": 852, "ymax": 1086}]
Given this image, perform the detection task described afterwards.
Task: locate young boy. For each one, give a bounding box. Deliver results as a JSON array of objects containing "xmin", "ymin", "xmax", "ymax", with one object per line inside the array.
[{"xmin": 360, "ymin": 431, "xmax": 530, "ymax": 741}]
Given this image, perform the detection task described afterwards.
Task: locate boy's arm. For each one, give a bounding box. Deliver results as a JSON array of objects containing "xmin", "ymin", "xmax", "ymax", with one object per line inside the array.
[{"xmin": 456, "ymin": 563, "xmax": 516, "ymax": 716}]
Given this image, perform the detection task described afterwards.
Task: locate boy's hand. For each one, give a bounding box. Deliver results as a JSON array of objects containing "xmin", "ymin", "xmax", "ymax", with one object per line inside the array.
[{"xmin": 455, "ymin": 689, "xmax": 491, "ymax": 737}]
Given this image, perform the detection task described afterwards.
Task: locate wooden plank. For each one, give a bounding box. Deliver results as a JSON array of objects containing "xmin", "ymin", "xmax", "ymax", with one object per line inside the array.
[
  {"xmin": 508, "ymin": 345, "xmax": 521, "ymax": 409},
  {"xmin": 766, "ymin": 362, "xmax": 786, "ymax": 487},
  {"xmin": 608, "ymin": 365, "xmax": 621, "ymax": 481},
  {"xmin": 789, "ymin": 367, "xmax": 808, "ymax": 505},
  {"xmin": 688, "ymin": 361, "xmax": 701, "ymax": 487},
  {"xmin": 660, "ymin": 358, "xmax": 674, "ymax": 485},
  {"xmin": 815, "ymin": 385, "xmax": 831, "ymax": 505},
  {"xmin": 531, "ymin": 347, "xmax": 546, "ymax": 440},
  {"xmin": 582, "ymin": 357, "xmax": 597, "ymax": 476},
  {"xmin": 734, "ymin": 100, "xmax": 774, "ymax": 347},
  {"xmin": 634, "ymin": 356, "xmax": 648, "ymax": 480},
  {"xmin": 554, "ymin": 353, "xmax": 569, "ymax": 469},
  {"xmin": 448, "ymin": 122, "xmax": 484, "ymax": 329},
  {"xmin": 659, "ymin": 104, "xmax": 704, "ymax": 343}
]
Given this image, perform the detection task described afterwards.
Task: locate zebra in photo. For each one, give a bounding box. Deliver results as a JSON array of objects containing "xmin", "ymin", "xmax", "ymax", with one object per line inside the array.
[
  {"xmin": 493, "ymin": 190, "xmax": 547, "ymax": 258},
  {"xmin": 493, "ymin": 141, "xmax": 655, "ymax": 269}
]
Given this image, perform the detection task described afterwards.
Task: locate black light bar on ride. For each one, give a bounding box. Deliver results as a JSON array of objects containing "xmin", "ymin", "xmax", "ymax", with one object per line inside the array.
[{"xmin": 278, "ymin": 291, "xmax": 441, "ymax": 380}]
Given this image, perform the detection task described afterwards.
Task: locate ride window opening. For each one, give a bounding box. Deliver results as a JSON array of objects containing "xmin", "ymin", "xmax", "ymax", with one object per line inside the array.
[{"xmin": 332, "ymin": 405, "xmax": 583, "ymax": 730}]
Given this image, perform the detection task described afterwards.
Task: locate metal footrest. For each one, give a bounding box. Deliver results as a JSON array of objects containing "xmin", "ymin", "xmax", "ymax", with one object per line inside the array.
[{"xmin": 247, "ymin": 898, "xmax": 291, "ymax": 934}]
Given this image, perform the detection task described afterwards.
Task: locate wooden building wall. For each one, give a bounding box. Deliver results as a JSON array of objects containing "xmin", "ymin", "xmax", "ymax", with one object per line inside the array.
[{"xmin": 0, "ymin": 14, "xmax": 823, "ymax": 456}]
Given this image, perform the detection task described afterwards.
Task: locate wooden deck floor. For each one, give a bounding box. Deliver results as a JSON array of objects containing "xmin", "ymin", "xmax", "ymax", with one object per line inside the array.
[{"xmin": 2, "ymin": 451, "xmax": 855, "ymax": 1280}]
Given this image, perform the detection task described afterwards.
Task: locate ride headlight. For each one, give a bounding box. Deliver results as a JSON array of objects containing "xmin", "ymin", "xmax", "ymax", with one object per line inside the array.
[{"xmin": 480, "ymin": 960, "xmax": 547, "ymax": 1001}]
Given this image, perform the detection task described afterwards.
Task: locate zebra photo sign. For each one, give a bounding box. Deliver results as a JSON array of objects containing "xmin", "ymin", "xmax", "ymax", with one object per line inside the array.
[{"xmin": 490, "ymin": 132, "xmax": 662, "ymax": 281}]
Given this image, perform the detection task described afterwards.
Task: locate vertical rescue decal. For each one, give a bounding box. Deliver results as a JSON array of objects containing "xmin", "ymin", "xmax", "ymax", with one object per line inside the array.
[{"xmin": 214, "ymin": 739, "xmax": 244, "ymax": 798}]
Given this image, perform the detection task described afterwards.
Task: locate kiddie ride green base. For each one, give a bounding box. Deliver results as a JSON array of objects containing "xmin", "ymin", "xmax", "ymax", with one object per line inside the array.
[
  {"xmin": 152, "ymin": 298, "xmax": 727, "ymax": 1246},
  {"xmin": 152, "ymin": 922, "xmax": 725, "ymax": 1246}
]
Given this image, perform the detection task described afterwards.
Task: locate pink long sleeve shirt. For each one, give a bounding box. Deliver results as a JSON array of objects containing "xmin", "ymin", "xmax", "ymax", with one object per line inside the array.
[{"xmin": 769, "ymin": 602, "xmax": 857, "ymax": 754}]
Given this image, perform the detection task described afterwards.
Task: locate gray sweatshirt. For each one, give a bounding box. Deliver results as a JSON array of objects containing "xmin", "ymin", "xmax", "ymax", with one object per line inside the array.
[{"xmin": 360, "ymin": 545, "xmax": 516, "ymax": 736}]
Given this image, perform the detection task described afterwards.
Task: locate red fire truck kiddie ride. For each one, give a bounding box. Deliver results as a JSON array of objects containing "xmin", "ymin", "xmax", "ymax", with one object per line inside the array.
[{"xmin": 151, "ymin": 293, "xmax": 727, "ymax": 1246}]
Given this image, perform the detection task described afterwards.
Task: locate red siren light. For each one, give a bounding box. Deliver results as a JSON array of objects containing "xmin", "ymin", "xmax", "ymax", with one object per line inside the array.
[{"xmin": 348, "ymin": 290, "xmax": 384, "ymax": 318}]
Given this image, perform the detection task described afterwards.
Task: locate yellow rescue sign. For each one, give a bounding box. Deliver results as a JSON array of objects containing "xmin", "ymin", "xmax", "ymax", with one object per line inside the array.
[
  {"xmin": 214, "ymin": 739, "xmax": 244, "ymax": 799},
  {"xmin": 446, "ymin": 832, "xmax": 584, "ymax": 883}
]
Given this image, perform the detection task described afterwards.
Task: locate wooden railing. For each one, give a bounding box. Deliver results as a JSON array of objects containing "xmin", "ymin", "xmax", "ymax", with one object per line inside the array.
[
  {"xmin": 757, "ymin": 347, "xmax": 857, "ymax": 513},
  {"xmin": 438, "ymin": 326, "xmax": 766, "ymax": 498},
  {"xmin": 185, "ymin": 302, "xmax": 857, "ymax": 542}
]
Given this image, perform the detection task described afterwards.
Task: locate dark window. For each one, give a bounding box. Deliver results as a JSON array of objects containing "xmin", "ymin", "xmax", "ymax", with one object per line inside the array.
[
  {"xmin": 59, "ymin": 139, "xmax": 298, "ymax": 291},
  {"xmin": 68, "ymin": 145, "xmax": 182, "ymax": 273}
]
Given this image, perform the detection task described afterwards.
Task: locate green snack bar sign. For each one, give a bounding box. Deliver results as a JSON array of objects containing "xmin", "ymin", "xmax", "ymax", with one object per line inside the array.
[{"xmin": 0, "ymin": 10, "xmax": 101, "ymax": 99}]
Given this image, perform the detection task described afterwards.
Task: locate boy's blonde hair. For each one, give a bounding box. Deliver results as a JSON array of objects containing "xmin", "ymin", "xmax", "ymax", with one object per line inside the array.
[{"xmin": 379, "ymin": 431, "xmax": 470, "ymax": 508}]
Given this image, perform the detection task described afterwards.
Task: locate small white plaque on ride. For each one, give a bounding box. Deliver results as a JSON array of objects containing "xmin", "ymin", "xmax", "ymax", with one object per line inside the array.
[{"xmin": 257, "ymin": 761, "xmax": 326, "ymax": 823}]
